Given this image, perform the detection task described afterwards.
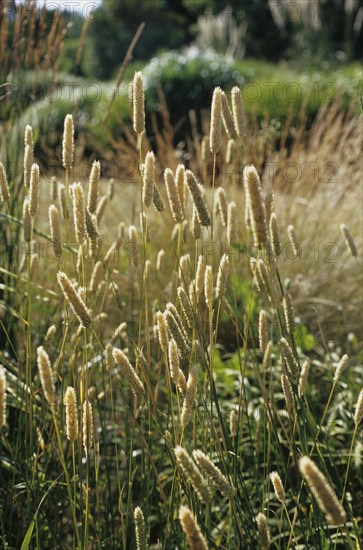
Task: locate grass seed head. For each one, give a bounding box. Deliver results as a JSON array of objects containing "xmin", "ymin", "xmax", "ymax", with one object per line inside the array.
[
  {"xmin": 57, "ymin": 271, "xmax": 92, "ymax": 328},
  {"xmin": 143, "ymin": 151, "xmax": 155, "ymax": 208},
  {"xmin": 0, "ymin": 162, "xmax": 10, "ymax": 203},
  {"xmin": 210, "ymin": 87, "xmax": 222, "ymax": 154},
  {"xmin": 270, "ymin": 471, "xmax": 285, "ymax": 503},
  {"xmin": 256, "ymin": 512, "xmax": 270, "ymax": 550},
  {"xmin": 82, "ymin": 400, "xmax": 93, "ymax": 456},
  {"xmin": 340, "ymin": 223, "xmax": 358, "ymax": 257},
  {"xmin": 49, "ymin": 205, "xmax": 62, "ymax": 259},
  {"xmin": 62, "ymin": 114, "xmax": 74, "ymax": 170},
  {"xmin": 132, "ymin": 71, "xmax": 145, "ymax": 135},
  {"xmin": 231, "ymin": 86, "xmax": 244, "ymax": 137},
  {"xmin": 29, "ymin": 163, "xmax": 40, "ymax": 217},
  {"xmin": 221, "ymin": 90, "xmax": 237, "ymax": 140},
  {"xmin": 179, "ymin": 505, "xmax": 209, "ymax": 550},
  {"xmin": 88, "ymin": 160, "xmax": 101, "ymax": 214},
  {"xmin": 37, "ymin": 346, "xmax": 55, "ymax": 406},
  {"xmin": 64, "ymin": 386, "xmax": 79, "ymax": 442},
  {"xmin": 185, "ymin": 170, "xmax": 211, "ymax": 227}
]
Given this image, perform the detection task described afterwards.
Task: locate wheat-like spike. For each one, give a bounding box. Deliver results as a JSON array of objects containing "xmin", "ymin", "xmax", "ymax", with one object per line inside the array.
[
  {"xmin": 244, "ymin": 165, "xmax": 267, "ymax": 249},
  {"xmin": 62, "ymin": 114, "xmax": 74, "ymax": 170},
  {"xmin": 112, "ymin": 347, "xmax": 144, "ymax": 398},
  {"xmin": 168, "ymin": 339, "xmax": 187, "ymax": 394},
  {"xmin": 215, "ymin": 254, "xmax": 229, "ymax": 300},
  {"xmin": 174, "ymin": 446, "xmax": 211, "ymax": 502},
  {"xmin": 82, "ymin": 400, "xmax": 93, "ymax": 456},
  {"xmin": 227, "ymin": 201, "xmax": 236, "ymax": 246},
  {"xmin": 105, "ymin": 342, "xmax": 115, "ymax": 372},
  {"xmin": 280, "ymin": 337, "xmax": 299, "ymax": 382},
  {"xmin": 37, "ymin": 346, "xmax": 55, "ymax": 406},
  {"xmin": 87, "ymin": 160, "xmax": 101, "ymax": 214},
  {"xmin": 176, "ymin": 164, "xmax": 186, "ymax": 216},
  {"xmin": 257, "ymin": 259, "xmax": 269, "ymax": 291},
  {"xmin": 298, "ymin": 456, "xmax": 346, "ymax": 525},
  {"xmin": 128, "ymin": 225, "xmax": 139, "ymax": 267},
  {"xmin": 269, "ymin": 212, "xmax": 281, "ymax": 256},
  {"xmin": 283, "ymin": 292, "xmax": 295, "ymax": 334},
  {"xmin": 340, "ymin": 223, "xmax": 358, "ymax": 257},
  {"xmin": 210, "ymin": 87, "xmax": 222, "ymax": 154},
  {"xmin": 334, "ymin": 354, "xmax": 349, "ymax": 383},
  {"xmin": 264, "ymin": 191, "xmax": 274, "ymax": 224},
  {"xmin": 156, "ymin": 249, "xmax": 165, "ymax": 272},
  {"xmin": 143, "ymin": 151, "xmax": 155, "ymax": 208},
  {"xmin": 229, "ymin": 410, "xmax": 237, "ymax": 437},
  {"xmin": 29, "ymin": 163, "xmax": 40, "ymax": 217},
  {"xmin": 151, "ymin": 184, "xmax": 164, "ymax": 212},
  {"xmin": 195, "ymin": 255, "xmax": 206, "ymax": 299},
  {"xmin": 204, "ymin": 265, "xmax": 213, "ymax": 310},
  {"xmin": 270, "ymin": 471, "xmax": 285, "ymax": 503},
  {"xmin": 48, "ymin": 205, "xmax": 62, "ymax": 259},
  {"xmin": 24, "ymin": 124, "xmax": 33, "ymax": 147},
  {"xmin": 164, "ymin": 310, "xmax": 190, "ymax": 356},
  {"xmin": 191, "ymin": 205, "xmax": 202, "ymax": 239},
  {"xmin": 216, "ymin": 187, "xmax": 228, "ymax": 227},
  {"xmin": 179, "ymin": 506, "xmax": 209, "ymax": 550},
  {"xmin": 57, "ymin": 182, "xmax": 67, "ymax": 219},
  {"xmin": 23, "ymin": 198, "xmax": 32, "ymax": 243},
  {"xmin": 226, "ymin": 139, "xmax": 236, "ymax": 165},
  {"xmin": 164, "ymin": 168, "xmax": 183, "ymax": 222},
  {"xmin": 156, "ymin": 311, "xmax": 169, "ymax": 354},
  {"xmin": 256, "ymin": 512, "xmax": 270, "ymax": 550},
  {"xmin": 45, "ymin": 324, "xmax": 57, "ymax": 341},
  {"xmin": 354, "ymin": 388, "xmax": 363, "ymax": 428},
  {"xmin": 0, "ymin": 162, "xmax": 10, "ymax": 203},
  {"xmin": 133, "ymin": 71, "xmax": 145, "ymax": 135},
  {"xmin": 221, "ymin": 90, "xmax": 237, "ymax": 140},
  {"xmin": 0, "ymin": 366, "xmax": 6, "ymax": 429},
  {"xmin": 263, "ymin": 340, "xmax": 273, "ymax": 370},
  {"xmin": 64, "ymin": 386, "xmax": 79, "ymax": 442},
  {"xmin": 179, "ymin": 253, "xmax": 191, "ymax": 287},
  {"xmin": 193, "ymin": 450, "xmax": 235, "ymax": 497},
  {"xmin": 298, "ymin": 359, "xmax": 310, "ymax": 397},
  {"xmin": 259, "ymin": 310, "xmax": 268, "ymax": 353},
  {"xmin": 287, "ymin": 225, "xmax": 300, "ymax": 257},
  {"xmin": 134, "ymin": 506, "xmax": 148, "ymax": 550},
  {"xmin": 24, "ymin": 144, "xmax": 33, "ymax": 188},
  {"xmin": 185, "ymin": 170, "xmax": 211, "ymax": 227},
  {"xmin": 104, "ymin": 238, "xmax": 122, "ymax": 271},
  {"xmin": 84, "ymin": 207, "xmax": 99, "ymax": 240},
  {"xmin": 281, "ymin": 373, "xmax": 294, "ymax": 419},
  {"xmin": 181, "ymin": 365, "xmax": 198, "ymax": 428},
  {"xmin": 231, "ymin": 86, "xmax": 244, "ymax": 137},
  {"xmin": 71, "ymin": 182, "xmax": 86, "ymax": 245},
  {"xmin": 57, "ymin": 271, "xmax": 92, "ymax": 328},
  {"xmin": 177, "ymin": 286, "xmax": 194, "ymax": 328}
]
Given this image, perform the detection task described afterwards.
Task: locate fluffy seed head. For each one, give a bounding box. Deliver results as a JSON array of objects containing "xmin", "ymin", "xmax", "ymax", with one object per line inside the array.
[
  {"xmin": 298, "ymin": 456, "xmax": 346, "ymax": 525},
  {"xmin": 82, "ymin": 400, "xmax": 93, "ymax": 456},
  {"xmin": 152, "ymin": 184, "xmax": 165, "ymax": 212},
  {"xmin": 29, "ymin": 163, "xmax": 40, "ymax": 217},
  {"xmin": 256, "ymin": 512, "xmax": 270, "ymax": 550},
  {"xmin": 210, "ymin": 87, "xmax": 222, "ymax": 154},
  {"xmin": 270, "ymin": 471, "xmax": 285, "ymax": 503},
  {"xmin": 0, "ymin": 162, "xmax": 10, "ymax": 203},
  {"xmin": 216, "ymin": 187, "xmax": 228, "ymax": 227},
  {"xmin": 24, "ymin": 144, "xmax": 33, "ymax": 188},
  {"xmin": 287, "ymin": 225, "xmax": 300, "ymax": 257},
  {"xmin": 195, "ymin": 255, "xmax": 206, "ymax": 298},
  {"xmin": 181, "ymin": 365, "xmax": 198, "ymax": 428},
  {"xmin": 57, "ymin": 271, "xmax": 92, "ymax": 328},
  {"xmin": 88, "ymin": 160, "xmax": 101, "ymax": 214},
  {"xmin": 164, "ymin": 309, "xmax": 190, "ymax": 356},
  {"xmin": 176, "ymin": 164, "xmax": 186, "ymax": 216},
  {"xmin": 259, "ymin": 310, "xmax": 268, "ymax": 353},
  {"xmin": 58, "ymin": 183, "xmax": 67, "ymax": 219},
  {"xmin": 71, "ymin": 182, "xmax": 86, "ymax": 245},
  {"xmin": 263, "ymin": 340, "xmax": 273, "ymax": 370},
  {"xmin": 37, "ymin": 346, "xmax": 55, "ymax": 406},
  {"xmin": 143, "ymin": 151, "xmax": 155, "ymax": 208},
  {"xmin": 269, "ymin": 212, "xmax": 281, "ymax": 256},
  {"xmin": 23, "ymin": 198, "xmax": 32, "ymax": 242},
  {"xmin": 191, "ymin": 206, "xmax": 202, "ymax": 239},
  {"xmin": 0, "ymin": 366, "xmax": 6, "ymax": 429},
  {"xmin": 164, "ymin": 168, "xmax": 183, "ymax": 222},
  {"xmin": 221, "ymin": 90, "xmax": 237, "ymax": 140},
  {"xmin": 204, "ymin": 265, "xmax": 213, "ymax": 309},
  {"xmin": 283, "ymin": 292, "xmax": 295, "ymax": 334},
  {"xmin": 174, "ymin": 446, "xmax": 211, "ymax": 502},
  {"xmin": 334, "ymin": 353, "xmax": 349, "ymax": 383},
  {"xmin": 280, "ymin": 337, "xmax": 299, "ymax": 382},
  {"xmin": 49, "ymin": 205, "xmax": 62, "ymax": 259},
  {"xmin": 128, "ymin": 225, "xmax": 139, "ymax": 266},
  {"xmin": 64, "ymin": 386, "xmax": 79, "ymax": 442},
  {"xmin": 156, "ymin": 311, "xmax": 169, "ymax": 353},
  {"xmin": 230, "ymin": 410, "xmax": 237, "ymax": 437},
  {"xmin": 168, "ymin": 339, "xmax": 187, "ymax": 394},
  {"xmin": 62, "ymin": 114, "xmax": 74, "ymax": 170},
  {"xmin": 226, "ymin": 139, "xmax": 236, "ymax": 164},
  {"xmin": 179, "ymin": 506, "xmax": 209, "ymax": 550},
  {"xmin": 185, "ymin": 170, "xmax": 211, "ymax": 227},
  {"xmin": 231, "ymin": 86, "xmax": 244, "ymax": 137},
  {"xmin": 227, "ymin": 201, "xmax": 236, "ymax": 246},
  {"xmin": 24, "ymin": 124, "xmax": 33, "ymax": 147},
  {"xmin": 193, "ymin": 450, "xmax": 235, "ymax": 497},
  {"xmin": 215, "ymin": 254, "xmax": 229, "ymax": 300},
  {"xmin": 340, "ymin": 223, "xmax": 358, "ymax": 257},
  {"xmin": 281, "ymin": 373, "xmax": 294, "ymax": 419},
  {"xmin": 177, "ymin": 286, "xmax": 194, "ymax": 328},
  {"xmin": 156, "ymin": 249, "xmax": 165, "ymax": 271},
  {"xmin": 45, "ymin": 324, "xmax": 57, "ymax": 341},
  {"xmin": 112, "ymin": 347, "xmax": 144, "ymax": 398},
  {"xmin": 298, "ymin": 360, "xmax": 310, "ymax": 397},
  {"xmin": 354, "ymin": 388, "xmax": 363, "ymax": 428},
  {"xmin": 243, "ymin": 165, "xmax": 267, "ymax": 249},
  {"xmin": 134, "ymin": 507, "xmax": 147, "ymax": 550},
  {"xmin": 133, "ymin": 72, "xmax": 145, "ymax": 134}
]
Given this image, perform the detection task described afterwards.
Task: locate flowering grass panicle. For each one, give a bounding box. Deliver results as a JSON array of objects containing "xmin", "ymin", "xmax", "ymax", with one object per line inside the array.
[
  {"xmin": 64, "ymin": 386, "xmax": 79, "ymax": 442},
  {"xmin": 82, "ymin": 400, "xmax": 93, "ymax": 456},
  {"xmin": 192, "ymin": 450, "xmax": 235, "ymax": 497},
  {"xmin": 229, "ymin": 410, "xmax": 237, "ymax": 437},
  {"xmin": 298, "ymin": 456, "xmax": 346, "ymax": 525},
  {"xmin": 177, "ymin": 286, "xmax": 194, "ymax": 328},
  {"xmin": 287, "ymin": 225, "xmax": 300, "ymax": 257},
  {"xmin": 281, "ymin": 373, "xmax": 294, "ymax": 419},
  {"xmin": 164, "ymin": 168, "xmax": 183, "ymax": 222},
  {"xmin": 23, "ymin": 198, "xmax": 32, "ymax": 242},
  {"xmin": 72, "ymin": 182, "xmax": 86, "ymax": 245},
  {"xmin": 133, "ymin": 72, "xmax": 145, "ymax": 135},
  {"xmin": 259, "ymin": 310, "xmax": 268, "ymax": 353},
  {"xmin": 29, "ymin": 163, "xmax": 40, "ymax": 217},
  {"xmin": 215, "ymin": 254, "xmax": 229, "ymax": 300},
  {"xmin": 62, "ymin": 114, "xmax": 74, "ymax": 170},
  {"xmin": 340, "ymin": 223, "xmax": 358, "ymax": 257},
  {"xmin": 174, "ymin": 446, "xmax": 211, "ymax": 502},
  {"xmin": 24, "ymin": 124, "xmax": 33, "ymax": 147},
  {"xmin": 156, "ymin": 249, "xmax": 165, "ymax": 271},
  {"xmin": 134, "ymin": 507, "xmax": 148, "ymax": 550},
  {"xmin": 24, "ymin": 144, "xmax": 33, "ymax": 188},
  {"xmin": 243, "ymin": 165, "xmax": 267, "ymax": 249},
  {"xmin": 298, "ymin": 360, "xmax": 310, "ymax": 397},
  {"xmin": 185, "ymin": 170, "xmax": 211, "ymax": 227},
  {"xmin": 280, "ymin": 337, "xmax": 299, "ymax": 382},
  {"xmin": 176, "ymin": 164, "xmax": 186, "ymax": 215},
  {"xmin": 49, "ymin": 205, "xmax": 62, "ymax": 259},
  {"xmin": 192, "ymin": 206, "xmax": 202, "ymax": 239},
  {"xmin": 354, "ymin": 388, "xmax": 363, "ymax": 428},
  {"xmin": 179, "ymin": 506, "xmax": 209, "ymax": 550},
  {"xmin": 227, "ymin": 201, "xmax": 236, "ymax": 246},
  {"xmin": 128, "ymin": 225, "xmax": 139, "ymax": 266},
  {"xmin": 168, "ymin": 339, "xmax": 187, "ymax": 394},
  {"xmin": 165, "ymin": 310, "xmax": 190, "ymax": 356},
  {"xmin": 195, "ymin": 255, "xmax": 206, "ymax": 298},
  {"xmin": 156, "ymin": 311, "xmax": 169, "ymax": 354},
  {"xmin": 0, "ymin": 162, "xmax": 10, "ymax": 203},
  {"xmin": 231, "ymin": 86, "xmax": 244, "ymax": 137},
  {"xmin": 57, "ymin": 271, "xmax": 92, "ymax": 328},
  {"xmin": 216, "ymin": 187, "xmax": 228, "ymax": 227},
  {"xmin": 256, "ymin": 512, "xmax": 270, "ymax": 550},
  {"xmin": 333, "ymin": 354, "xmax": 349, "ymax": 383},
  {"xmin": 204, "ymin": 265, "xmax": 213, "ymax": 310},
  {"xmin": 112, "ymin": 347, "xmax": 144, "ymax": 398},
  {"xmin": 181, "ymin": 365, "xmax": 198, "ymax": 428},
  {"xmin": 270, "ymin": 471, "xmax": 285, "ymax": 503},
  {"xmin": 220, "ymin": 90, "xmax": 237, "ymax": 140},
  {"xmin": 88, "ymin": 160, "xmax": 101, "ymax": 214},
  {"xmin": 269, "ymin": 212, "xmax": 281, "ymax": 256},
  {"xmin": 36, "ymin": 346, "xmax": 55, "ymax": 406},
  {"xmin": 210, "ymin": 87, "xmax": 222, "ymax": 154},
  {"xmin": 283, "ymin": 292, "xmax": 295, "ymax": 334},
  {"xmin": 152, "ymin": 184, "xmax": 165, "ymax": 212},
  {"xmin": 143, "ymin": 151, "xmax": 155, "ymax": 208}
]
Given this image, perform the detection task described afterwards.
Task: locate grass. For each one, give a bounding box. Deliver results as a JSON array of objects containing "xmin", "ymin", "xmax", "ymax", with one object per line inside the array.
[{"xmin": 0, "ymin": 71, "xmax": 362, "ymax": 549}]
